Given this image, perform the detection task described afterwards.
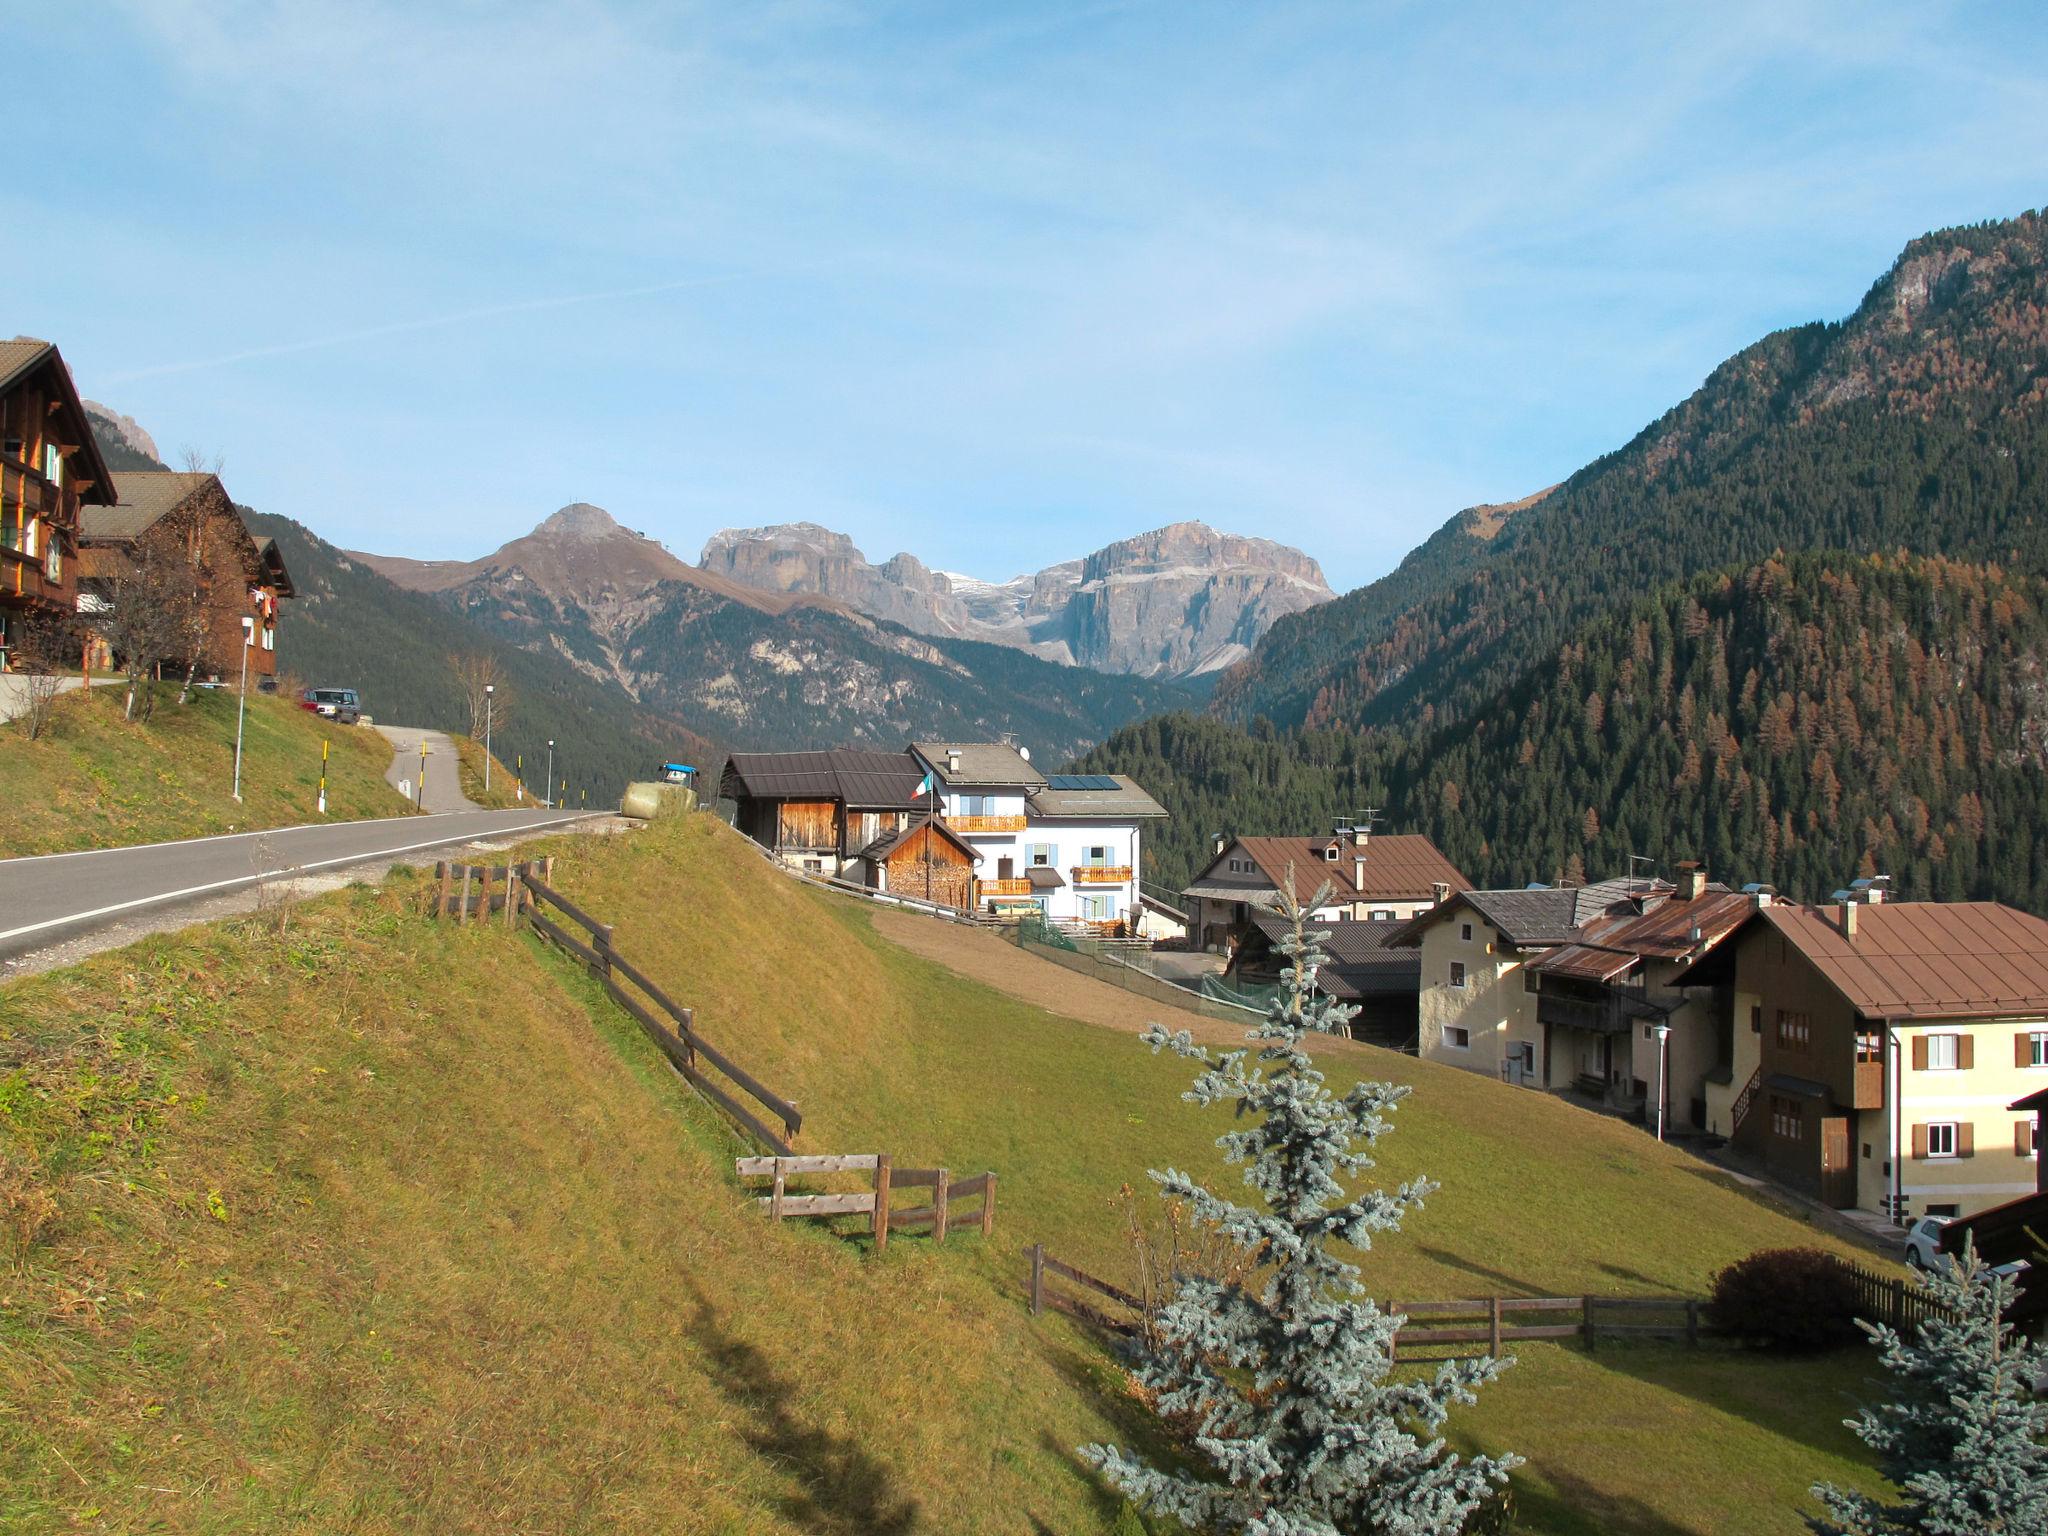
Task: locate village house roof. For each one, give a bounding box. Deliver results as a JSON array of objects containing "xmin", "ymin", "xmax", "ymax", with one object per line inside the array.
[
  {"xmin": 1185, "ymin": 834, "xmax": 1467, "ymax": 908},
  {"xmin": 720, "ymin": 749, "xmax": 934, "ymax": 810},
  {"xmin": 1244, "ymin": 910, "xmax": 1419, "ymax": 999},
  {"xmin": 1522, "ymin": 886, "xmax": 1754, "ymax": 982},
  {"xmin": 79, "ymin": 471, "xmax": 225, "ymax": 542},
  {"xmin": 910, "ymin": 741, "xmax": 1048, "ymax": 788},
  {"xmin": 1677, "ymin": 901, "xmax": 2048, "ymax": 1023},
  {"xmin": 1025, "ymin": 774, "xmax": 1168, "ymax": 820},
  {"xmin": 252, "ymin": 535, "xmax": 296, "ymax": 598},
  {"xmin": 1, "ymin": 337, "xmax": 117, "ymax": 505},
  {"xmin": 1384, "ymin": 876, "xmax": 1674, "ymax": 950},
  {"xmin": 859, "ymin": 815, "xmax": 980, "ymax": 864}
]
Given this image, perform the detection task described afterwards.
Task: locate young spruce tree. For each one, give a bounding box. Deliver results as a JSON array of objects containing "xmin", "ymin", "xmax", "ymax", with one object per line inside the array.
[
  {"xmin": 1809, "ymin": 1241, "xmax": 2048, "ymax": 1535},
  {"xmin": 1083, "ymin": 882, "xmax": 1519, "ymax": 1534}
]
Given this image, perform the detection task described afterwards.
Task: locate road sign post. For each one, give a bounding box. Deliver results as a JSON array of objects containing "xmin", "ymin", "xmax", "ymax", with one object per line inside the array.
[{"xmin": 318, "ymin": 738, "xmax": 329, "ymax": 814}]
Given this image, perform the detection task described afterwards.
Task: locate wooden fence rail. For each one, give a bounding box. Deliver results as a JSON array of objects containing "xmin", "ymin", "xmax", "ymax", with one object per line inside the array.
[
  {"xmin": 431, "ymin": 858, "xmax": 803, "ymax": 1155},
  {"xmin": 1022, "ymin": 1247, "xmax": 1710, "ymax": 1359},
  {"xmin": 1832, "ymin": 1254, "xmax": 1960, "ymax": 1334},
  {"xmin": 736, "ymin": 1154, "xmax": 996, "ymax": 1250}
]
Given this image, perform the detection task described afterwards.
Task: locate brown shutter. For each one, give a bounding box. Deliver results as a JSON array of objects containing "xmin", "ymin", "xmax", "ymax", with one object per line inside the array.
[
  {"xmin": 1912, "ymin": 1035, "xmax": 1929, "ymax": 1071},
  {"xmin": 1958, "ymin": 1122, "xmax": 1975, "ymax": 1158},
  {"xmin": 1911, "ymin": 1123, "xmax": 1929, "ymax": 1160},
  {"xmin": 2020, "ymin": 1120, "xmax": 2035, "ymax": 1157},
  {"xmin": 1958, "ymin": 1033, "xmax": 1975, "ymax": 1071},
  {"xmin": 2021, "ymin": 1033, "xmax": 2033, "ymax": 1069}
]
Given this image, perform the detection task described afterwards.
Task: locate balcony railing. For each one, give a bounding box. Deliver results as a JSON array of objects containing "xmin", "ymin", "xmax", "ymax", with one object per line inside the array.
[
  {"xmin": 984, "ymin": 878, "xmax": 1034, "ymax": 896},
  {"xmin": 1072, "ymin": 865, "xmax": 1133, "ymax": 885},
  {"xmin": 951, "ymin": 814, "xmax": 1028, "ymax": 833},
  {"xmin": 1852, "ymin": 1059, "xmax": 1884, "ymax": 1110}
]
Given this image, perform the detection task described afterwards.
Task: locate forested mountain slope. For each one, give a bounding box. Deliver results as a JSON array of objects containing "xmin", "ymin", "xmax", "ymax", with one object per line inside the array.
[
  {"xmin": 1214, "ymin": 212, "xmax": 2048, "ymax": 734},
  {"xmin": 1085, "ymin": 553, "xmax": 2048, "ymax": 912}
]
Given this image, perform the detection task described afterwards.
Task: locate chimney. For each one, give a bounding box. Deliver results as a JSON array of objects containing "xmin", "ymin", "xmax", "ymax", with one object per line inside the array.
[
  {"xmin": 1352, "ymin": 822, "xmax": 1370, "ymax": 848},
  {"xmin": 1213, "ymin": 832, "xmax": 1228, "ymax": 857},
  {"xmin": 1840, "ymin": 900, "xmax": 1858, "ymax": 940},
  {"xmin": 1867, "ymin": 874, "xmax": 1889, "ymax": 905},
  {"xmin": 1431, "ymin": 880, "xmax": 1451, "ymax": 906},
  {"xmin": 1354, "ymin": 852, "xmax": 1367, "ymax": 892},
  {"xmin": 1675, "ymin": 860, "xmax": 1706, "ymax": 901}
]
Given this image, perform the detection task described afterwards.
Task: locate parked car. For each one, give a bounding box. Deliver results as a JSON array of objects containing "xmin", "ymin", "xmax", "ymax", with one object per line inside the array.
[
  {"xmin": 1904, "ymin": 1215, "xmax": 2031, "ymax": 1278},
  {"xmin": 300, "ymin": 687, "xmax": 362, "ymax": 725}
]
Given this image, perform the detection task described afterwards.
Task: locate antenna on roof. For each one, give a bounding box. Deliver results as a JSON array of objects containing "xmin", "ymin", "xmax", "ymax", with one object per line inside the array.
[{"xmin": 1627, "ymin": 853, "xmax": 1656, "ymax": 899}]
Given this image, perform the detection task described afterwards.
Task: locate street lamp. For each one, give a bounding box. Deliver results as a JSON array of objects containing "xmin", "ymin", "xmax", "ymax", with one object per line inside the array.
[
  {"xmin": 483, "ymin": 684, "xmax": 495, "ymax": 790},
  {"xmin": 545, "ymin": 738, "xmax": 554, "ymax": 807},
  {"xmin": 1652, "ymin": 1022, "xmax": 1671, "ymax": 1142},
  {"xmin": 231, "ymin": 613, "xmax": 253, "ymax": 802}
]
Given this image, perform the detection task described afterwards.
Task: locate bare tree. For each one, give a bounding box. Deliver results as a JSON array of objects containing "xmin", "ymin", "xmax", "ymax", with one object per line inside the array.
[
  {"xmin": 92, "ymin": 523, "xmax": 210, "ymax": 722},
  {"xmin": 7, "ymin": 610, "xmax": 81, "ymax": 740},
  {"xmin": 451, "ymin": 651, "xmax": 513, "ymax": 739},
  {"xmin": 178, "ymin": 445, "xmax": 226, "ymax": 476}
]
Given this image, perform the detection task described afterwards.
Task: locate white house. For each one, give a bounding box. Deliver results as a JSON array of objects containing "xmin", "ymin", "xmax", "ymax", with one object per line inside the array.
[{"xmin": 907, "ymin": 741, "xmax": 1167, "ymax": 929}]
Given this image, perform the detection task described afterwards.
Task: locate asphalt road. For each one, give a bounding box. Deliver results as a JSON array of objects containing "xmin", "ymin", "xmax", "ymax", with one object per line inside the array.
[{"xmin": 0, "ymin": 807, "xmax": 597, "ymax": 958}]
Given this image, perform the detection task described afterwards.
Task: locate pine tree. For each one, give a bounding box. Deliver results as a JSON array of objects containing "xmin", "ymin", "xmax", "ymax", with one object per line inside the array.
[
  {"xmin": 1809, "ymin": 1242, "xmax": 2048, "ymax": 1535},
  {"xmin": 1081, "ymin": 884, "xmax": 1520, "ymax": 1533}
]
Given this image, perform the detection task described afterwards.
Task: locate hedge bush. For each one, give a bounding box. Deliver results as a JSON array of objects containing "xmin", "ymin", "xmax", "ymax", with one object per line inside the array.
[{"xmin": 1706, "ymin": 1246, "xmax": 1861, "ymax": 1350}]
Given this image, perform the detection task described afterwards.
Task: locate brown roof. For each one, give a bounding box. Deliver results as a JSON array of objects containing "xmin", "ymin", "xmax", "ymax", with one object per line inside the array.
[
  {"xmin": 1223, "ymin": 834, "xmax": 1467, "ymax": 906},
  {"xmin": 0, "ymin": 338, "xmax": 116, "ymax": 505},
  {"xmin": 1758, "ymin": 901, "xmax": 2048, "ymax": 1021},
  {"xmin": 720, "ymin": 749, "xmax": 931, "ymax": 810},
  {"xmin": 861, "ymin": 815, "xmax": 979, "ymax": 865},
  {"xmin": 1523, "ymin": 943, "xmax": 1640, "ymax": 983},
  {"xmin": 1525, "ymin": 888, "xmax": 1757, "ymax": 981},
  {"xmin": 79, "ymin": 471, "xmax": 221, "ymax": 541}
]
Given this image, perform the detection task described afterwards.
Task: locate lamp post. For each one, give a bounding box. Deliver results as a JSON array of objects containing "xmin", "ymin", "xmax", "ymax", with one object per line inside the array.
[
  {"xmin": 483, "ymin": 683, "xmax": 495, "ymax": 790},
  {"xmin": 1652, "ymin": 1022, "xmax": 1671, "ymax": 1142},
  {"xmin": 545, "ymin": 739, "xmax": 554, "ymax": 807},
  {"xmin": 231, "ymin": 615, "xmax": 252, "ymax": 802}
]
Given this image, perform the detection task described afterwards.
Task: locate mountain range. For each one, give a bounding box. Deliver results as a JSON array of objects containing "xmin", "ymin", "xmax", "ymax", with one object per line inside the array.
[
  {"xmin": 698, "ymin": 519, "xmax": 1332, "ymax": 677},
  {"xmin": 1082, "ymin": 209, "xmax": 2048, "ymax": 912}
]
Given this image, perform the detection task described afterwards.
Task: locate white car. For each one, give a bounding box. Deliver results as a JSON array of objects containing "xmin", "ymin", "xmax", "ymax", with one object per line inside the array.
[{"xmin": 1903, "ymin": 1215, "xmax": 2029, "ymax": 1278}]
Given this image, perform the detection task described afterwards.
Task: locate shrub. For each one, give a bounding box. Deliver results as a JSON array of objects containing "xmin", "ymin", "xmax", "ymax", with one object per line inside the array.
[{"xmin": 1706, "ymin": 1246, "xmax": 1860, "ymax": 1350}]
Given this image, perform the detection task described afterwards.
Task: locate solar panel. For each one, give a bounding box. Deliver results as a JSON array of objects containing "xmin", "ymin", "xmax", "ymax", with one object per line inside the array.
[{"xmin": 1047, "ymin": 773, "xmax": 1120, "ymax": 791}]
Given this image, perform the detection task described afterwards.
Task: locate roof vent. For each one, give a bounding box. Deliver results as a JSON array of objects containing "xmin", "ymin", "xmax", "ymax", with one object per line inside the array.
[{"xmin": 946, "ymin": 749, "xmax": 961, "ymax": 775}]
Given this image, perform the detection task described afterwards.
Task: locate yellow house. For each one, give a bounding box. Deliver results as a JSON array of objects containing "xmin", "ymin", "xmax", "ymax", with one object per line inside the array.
[{"xmin": 1671, "ymin": 897, "xmax": 2048, "ymax": 1219}]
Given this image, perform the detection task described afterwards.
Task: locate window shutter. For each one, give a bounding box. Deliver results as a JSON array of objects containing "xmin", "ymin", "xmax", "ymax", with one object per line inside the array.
[
  {"xmin": 1957, "ymin": 1122, "xmax": 1975, "ymax": 1158},
  {"xmin": 1958, "ymin": 1034, "xmax": 1974, "ymax": 1071},
  {"xmin": 2021, "ymin": 1034, "xmax": 2033, "ymax": 1069},
  {"xmin": 2019, "ymin": 1120, "xmax": 2034, "ymax": 1157},
  {"xmin": 1911, "ymin": 1124, "xmax": 1928, "ymax": 1160},
  {"xmin": 1911, "ymin": 1036, "xmax": 1928, "ymax": 1072}
]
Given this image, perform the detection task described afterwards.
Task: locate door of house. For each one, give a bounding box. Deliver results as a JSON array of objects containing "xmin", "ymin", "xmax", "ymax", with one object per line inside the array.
[
  {"xmin": 1502, "ymin": 1041, "xmax": 1536, "ymax": 1086},
  {"xmin": 1819, "ymin": 1116, "xmax": 1855, "ymax": 1208},
  {"xmin": 998, "ymin": 856, "xmax": 1015, "ymax": 881}
]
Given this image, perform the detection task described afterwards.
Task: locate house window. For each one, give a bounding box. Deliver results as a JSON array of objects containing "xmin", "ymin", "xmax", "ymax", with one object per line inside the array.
[
  {"xmin": 1082, "ymin": 845, "xmax": 1112, "ymax": 868},
  {"xmin": 1445, "ymin": 1026, "xmax": 1470, "ymax": 1050},
  {"xmin": 1080, "ymin": 893, "xmax": 1117, "ymax": 921},
  {"xmin": 2022, "ymin": 1119, "xmax": 2041, "ymax": 1160},
  {"xmin": 1770, "ymin": 1095, "xmax": 1802, "ymax": 1140},
  {"xmin": 1750, "ymin": 1004, "xmax": 1762, "ymax": 1034},
  {"xmin": 1461, "ymin": 923, "xmax": 1473, "ymax": 942},
  {"xmin": 1323, "ymin": 845, "xmax": 1339, "ymax": 862},
  {"xmin": 43, "ymin": 541, "xmax": 59, "ymax": 584},
  {"xmin": 1369, "ymin": 909, "xmax": 1393, "ymax": 921},
  {"xmin": 1925, "ymin": 1122, "xmax": 1958, "ymax": 1159},
  {"xmin": 0, "ymin": 437, "xmax": 21, "ymax": 461},
  {"xmin": 1925, "ymin": 1202, "xmax": 1961, "ymax": 1218},
  {"xmin": 0, "ymin": 500, "xmax": 18, "ymax": 552},
  {"xmin": 42, "ymin": 443, "xmax": 60, "ymax": 484},
  {"xmin": 957, "ymin": 794, "xmax": 995, "ymax": 817},
  {"xmin": 1775, "ymin": 1010, "xmax": 1811, "ymax": 1050},
  {"xmin": 1025, "ymin": 843, "xmax": 1055, "ymax": 867},
  {"xmin": 1855, "ymin": 1030, "xmax": 1883, "ymax": 1064},
  {"xmin": 2028, "ymin": 1032, "xmax": 2048, "ymax": 1068},
  {"xmin": 1449, "ymin": 961, "xmax": 1468, "ymax": 989},
  {"xmin": 262, "ymin": 625, "xmax": 275, "ymax": 653},
  {"xmin": 1925, "ymin": 1034, "xmax": 1959, "ymax": 1071}
]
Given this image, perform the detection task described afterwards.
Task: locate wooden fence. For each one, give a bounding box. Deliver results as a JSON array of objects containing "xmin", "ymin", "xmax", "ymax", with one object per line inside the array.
[
  {"xmin": 432, "ymin": 858, "xmax": 803, "ymax": 1155},
  {"xmin": 1832, "ymin": 1254, "xmax": 1960, "ymax": 1334},
  {"xmin": 736, "ymin": 1154, "xmax": 996, "ymax": 1251},
  {"xmin": 1022, "ymin": 1246, "xmax": 1707, "ymax": 1359}
]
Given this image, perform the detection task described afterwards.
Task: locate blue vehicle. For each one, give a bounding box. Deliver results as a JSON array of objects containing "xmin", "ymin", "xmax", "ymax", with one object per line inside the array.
[{"xmin": 659, "ymin": 762, "xmax": 697, "ymax": 785}]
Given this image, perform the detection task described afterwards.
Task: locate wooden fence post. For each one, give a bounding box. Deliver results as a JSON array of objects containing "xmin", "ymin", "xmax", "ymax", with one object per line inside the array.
[
  {"xmin": 597, "ymin": 923, "xmax": 615, "ymax": 977},
  {"xmin": 1488, "ymin": 1296, "xmax": 1503, "ymax": 1359},
  {"xmin": 505, "ymin": 864, "xmax": 522, "ymax": 930},
  {"xmin": 1583, "ymin": 1296, "xmax": 1595, "ymax": 1352},
  {"xmin": 770, "ymin": 1159, "xmax": 786, "ymax": 1223},
  {"xmin": 457, "ymin": 865, "xmax": 473, "ymax": 925},
  {"xmin": 981, "ymin": 1171, "xmax": 997, "ymax": 1237},
  {"xmin": 933, "ymin": 1168, "xmax": 950, "ymax": 1244},
  {"xmin": 435, "ymin": 861, "xmax": 450, "ymax": 919},
  {"xmin": 1890, "ymin": 1278, "xmax": 1906, "ymax": 1331},
  {"xmin": 873, "ymin": 1155, "xmax": 892, "ymax": 1253},
  {"xmin": 1029, "ymin": 1243, "xmax": 1045, "ymax": 1315}
]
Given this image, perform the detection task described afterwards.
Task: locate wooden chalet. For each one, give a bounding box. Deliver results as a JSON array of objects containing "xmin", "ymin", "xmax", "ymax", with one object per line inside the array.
[
  {"xmin": 0, "ymin": 338, "xmax": 115, "ymax": 669},
  {"xmin": 1230, "ymin": 911, "xmax": 1421, "ymax": 1048},
  {"xmin": 860, "ymin": 816, "xmax": 980, "ymax": 910},
  {"xmin": 79, "ymin": 471, "xmax": 294, "ymax": 680},
  {"xmin": 1182, "ymin": 826, "xmax": 1465, "ymax": 951}
]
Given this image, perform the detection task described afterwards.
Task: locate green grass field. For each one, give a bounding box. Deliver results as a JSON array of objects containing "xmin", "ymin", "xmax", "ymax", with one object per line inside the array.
[
  {"xmin": 0, "ymin": 683, "xmax": 408, "ymax": 856},
  {"xmin": 449, "ymin": 731, "xmax": 526, "ymax": 809},
  {"xmin": 0, "ymin": 814, "xmax": 1888, "ymax": 1533}
]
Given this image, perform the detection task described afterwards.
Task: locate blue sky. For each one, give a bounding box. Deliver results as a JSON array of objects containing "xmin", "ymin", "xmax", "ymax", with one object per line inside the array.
[{"xmin": 10, "ymin": 1, "xmax": 2047, "ymax": 590}]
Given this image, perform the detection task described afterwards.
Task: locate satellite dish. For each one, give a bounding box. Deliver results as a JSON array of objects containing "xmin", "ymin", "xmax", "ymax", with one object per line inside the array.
[{"xmin": 1019, "ymin": 746, "xmax": 1031, "ymax": 761}]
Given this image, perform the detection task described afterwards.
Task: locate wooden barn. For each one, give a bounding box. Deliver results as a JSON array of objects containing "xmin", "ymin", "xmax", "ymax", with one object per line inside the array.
[
  {"xmin": 859, "ymin": 817, "xmax": 980, "ymax": 912},
  {"xmin": 720, "ymin": 750, "xmax": 935, "ymax": 877}
]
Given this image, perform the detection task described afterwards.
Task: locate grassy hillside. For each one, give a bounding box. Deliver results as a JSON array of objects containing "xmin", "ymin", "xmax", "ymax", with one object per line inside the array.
[
  {"xmin": 0, "ymin": 684, "xmax": 406, "ymax": 856},
  {"xmin": 1, "ymin": 816, "xmax": 1885, "ymax": 1533}
]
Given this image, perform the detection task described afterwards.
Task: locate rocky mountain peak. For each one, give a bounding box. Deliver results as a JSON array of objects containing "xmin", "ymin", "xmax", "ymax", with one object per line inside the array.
[{"xmin": 534, "ymin": 502, "xmax": 629, "ymax": 543}]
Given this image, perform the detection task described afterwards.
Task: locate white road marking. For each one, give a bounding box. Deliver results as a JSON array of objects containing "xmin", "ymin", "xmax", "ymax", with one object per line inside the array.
[
  {"xmin": 0, "ymin": 811, "xmax": 475, "ymax": 865},
  {"xmin": 0, "ymin": 813, "xmax": 594, "ymax": 944}
]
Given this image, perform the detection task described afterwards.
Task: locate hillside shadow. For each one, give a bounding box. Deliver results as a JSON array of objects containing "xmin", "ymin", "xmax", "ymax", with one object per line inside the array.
[
  {"xmin": 1412, "ymin": 1245, "xmax": 1549, "ymax": 1296},
  {"xmin": 684, "ymin": 1289, "xmax": 919, "ymax": 1534},
  {"xmin": 1510, "ymin": 1468, "xmax": 1709, "ymax": 1536}
]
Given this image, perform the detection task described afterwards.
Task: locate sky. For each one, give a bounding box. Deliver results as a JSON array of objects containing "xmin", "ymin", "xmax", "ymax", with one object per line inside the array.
[{"xmin": 8, "ymin": 1, "xmax": 2048, "ymax": 591}]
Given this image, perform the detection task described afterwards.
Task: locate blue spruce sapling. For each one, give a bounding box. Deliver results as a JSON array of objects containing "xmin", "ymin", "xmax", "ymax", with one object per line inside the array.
[
  {"xmin": 1809, "ymin": 1240, "xmax": 2048, "ymax": 1535},
  {"xmin": 1082, "ymin": 880, "xmax": 1519, "ymax": 1534}
]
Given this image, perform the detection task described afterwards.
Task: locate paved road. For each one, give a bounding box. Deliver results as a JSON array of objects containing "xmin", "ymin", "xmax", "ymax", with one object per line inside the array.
[
  {"xmin": 376, "ymin": 725, "xmax": 476, "ymax": 812},
  {"xmin": 0, "ymin": 807, "xmax": 597, "ymax": 958}
]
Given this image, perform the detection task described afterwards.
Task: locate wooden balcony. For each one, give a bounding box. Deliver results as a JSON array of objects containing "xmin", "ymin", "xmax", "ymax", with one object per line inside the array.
[
  {"xmin": 0, "ymin": 544, "xmax": 65, "ymax": 607},
  {"xmin": 1072, "ymin": 865, "xmax": 1132, "ymax": 885},
  {"xmin": 1852, "ymin": 1059, "xmax": 1885, "ymax": 1110},
  {"xmin": 951, "ymin": 815, "xmax": 1027, "ymax": 833},
  {"xmin": 984, "ymin": 878, "xmax": 1034, "ymax": 896}
]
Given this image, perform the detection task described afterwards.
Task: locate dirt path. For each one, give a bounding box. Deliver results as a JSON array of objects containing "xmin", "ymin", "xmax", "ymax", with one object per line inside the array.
[{"xmin": 869, "ymin": 907, "xmax": 1269, "ymax": 1050}]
